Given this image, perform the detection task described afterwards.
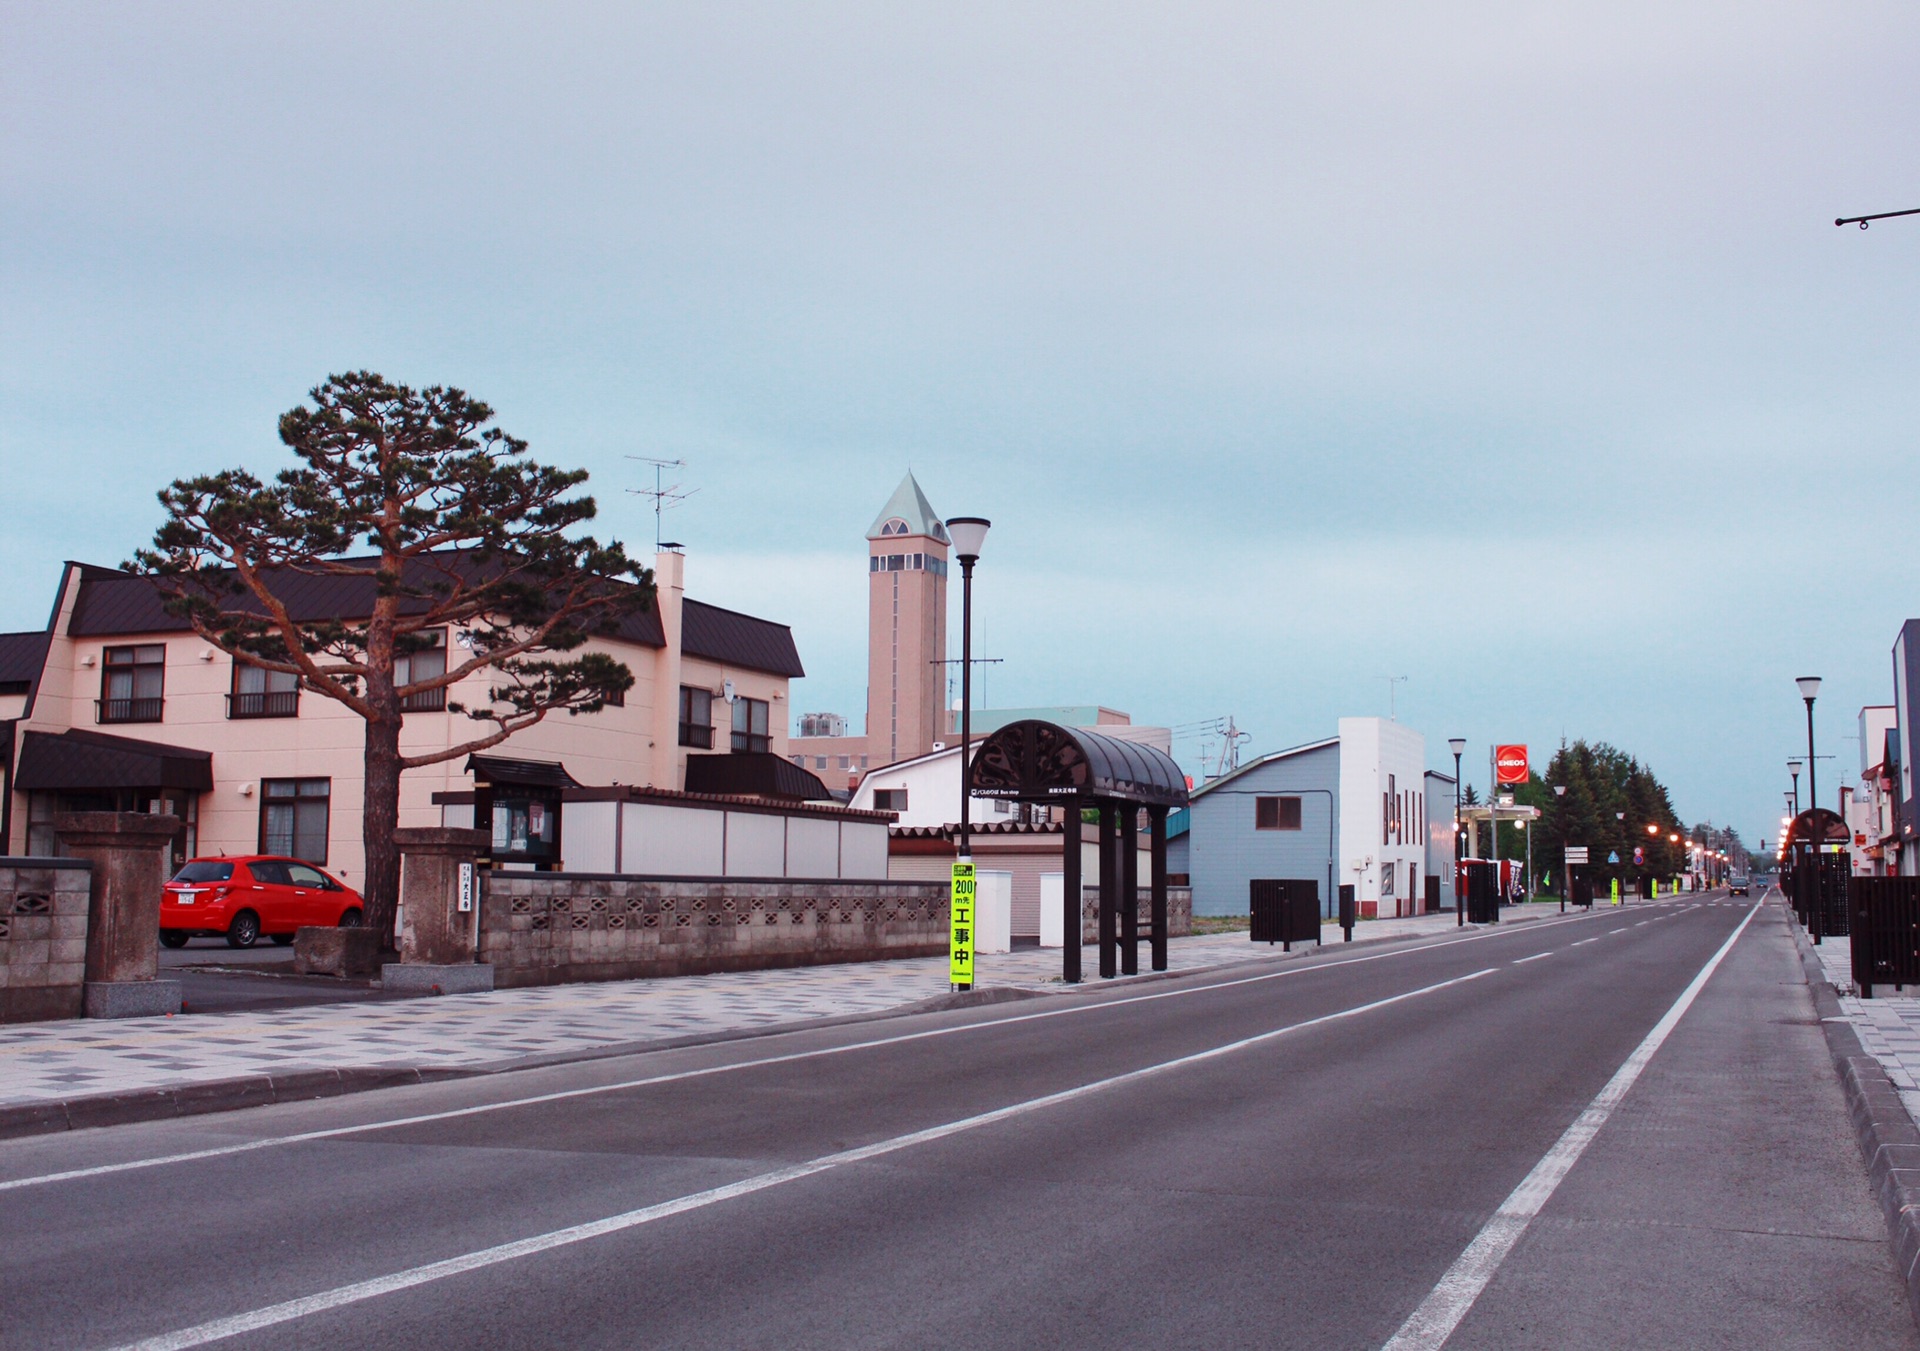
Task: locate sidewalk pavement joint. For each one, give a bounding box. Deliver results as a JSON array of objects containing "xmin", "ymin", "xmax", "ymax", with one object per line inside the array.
[{"xmin": 0, "ymin": 906, "xmax": 1565, "ymax": 1140}]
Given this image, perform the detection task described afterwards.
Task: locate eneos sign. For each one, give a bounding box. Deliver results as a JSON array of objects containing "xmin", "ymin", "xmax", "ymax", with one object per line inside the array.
[{"xmin": 1495, "ymin": 744, "xmax": 1529, "ymax": 785}]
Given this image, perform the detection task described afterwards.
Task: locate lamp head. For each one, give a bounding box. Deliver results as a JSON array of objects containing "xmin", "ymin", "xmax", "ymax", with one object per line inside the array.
[
  {"xmin": 1796, "ymin": 675, "xmax": 1822, "ymax": 701},
  {"xmin": 1553, "ymin": 785, "xmax": 1566, "ymax": 797},
  {"xmin": 945, "ymin": 517, "xmax": 991, "ymax": 562},
  {"xmin": 1787, "ymin": 759, "xmax": 1802, "ymax": 778},
  {"xmin": 1448, "ymin": 738, "xmax": 1466, "ymax": 757}
]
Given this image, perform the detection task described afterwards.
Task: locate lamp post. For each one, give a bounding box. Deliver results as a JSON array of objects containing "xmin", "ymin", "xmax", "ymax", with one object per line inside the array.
[
  {"xmin": 945, "ymin": 516, "xmax": 989, "ymax": 992},
  {"xmin": 1614, "ymin": 810, "xmax": 1626, "ymax": 904},
  {"xmin": 1449, "ymin": 738, "xmax": 1466, "ymax": 926},
  {"xmin": 1798, "ymin": 676, "xmax": 1822, "ymax": 815},
  {"xmin": 1554, "ymin": 783, "xmax": 1567, "ymax": 912},
  {"xmin": 1788, "ymin": 759, "xmax": 1802, "ymax": 817}
]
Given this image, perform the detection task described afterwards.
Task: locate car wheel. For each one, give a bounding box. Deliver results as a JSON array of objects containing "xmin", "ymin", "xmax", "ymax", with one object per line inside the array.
[
  {"xmin": 270, "ymin": 933, "xmax": 295, "ymax": 946},
  {"xmin": 226, "ymin": 910, "xmax": 261, "ymax": 949},
  {"xmin": 159, "ymin": 930, "xmax": 190, "ymax": 949},
  {"xmin": 338, "ymin": 908, "xmax": 363, "ymax": 928}
]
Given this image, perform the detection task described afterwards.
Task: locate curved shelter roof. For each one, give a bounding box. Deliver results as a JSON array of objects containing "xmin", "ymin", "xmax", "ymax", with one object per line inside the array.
[{"xmin": 970, "ymin": 719, "xmax": 1188, "ymax": 808}]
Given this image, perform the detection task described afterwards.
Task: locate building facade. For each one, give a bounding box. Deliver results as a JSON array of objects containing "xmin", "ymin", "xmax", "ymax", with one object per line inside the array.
[
  {"xmin": 1187, "ymin": 717, "xmax": 1440, "ymax": 920},
  {"xmin": 0, "ymin": 548, "xmax": 806, "ymax": 885}
]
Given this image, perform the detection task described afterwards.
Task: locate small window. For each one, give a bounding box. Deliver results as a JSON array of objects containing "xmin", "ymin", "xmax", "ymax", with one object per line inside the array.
[
  {"xmin": 873, "ymin": 788, "xmax": 908, "ymax": 812},
  {"xmin": 230, "ymin": 663, "xmax": 299, "ymax": 718},
  {"xmin": 395, "ymin": 631, "xmax": 448, "ymax": 711},
  {"xmin": 678, "ymin": 686, "xmax": 714, "ymax": 748},
  {"xmin": 260, "ymin": 778, "xmax": 330, "ymax": 863},
  {"xmin": 1255, "ymin": 796, "xmax": 1302, "ymax": 831},
  {"xmin": 814, "ymin": 756, "xmax": 828, "ymax": 770},
  {"xmin": 100, "ymin": 644, "xmax": 165, "ymax": 723},
  {"xmin": 731, "ymin": 696, "xmax": 770, "ymax": 753}
]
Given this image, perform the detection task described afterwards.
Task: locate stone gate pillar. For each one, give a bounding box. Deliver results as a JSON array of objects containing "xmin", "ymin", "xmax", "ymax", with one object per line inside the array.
[
  {"xmin": 55, "ymin": 811, "xmax": 184, "ymax": 1018},
  {"xmin": 384, "ymin": 827, "xmax": 493, "ymax": 995}
]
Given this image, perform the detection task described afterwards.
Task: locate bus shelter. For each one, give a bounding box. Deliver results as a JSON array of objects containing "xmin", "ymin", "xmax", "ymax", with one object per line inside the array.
[{"xmin": 970, "ymin": 719, "xmax": 1190, "ymax": 983}]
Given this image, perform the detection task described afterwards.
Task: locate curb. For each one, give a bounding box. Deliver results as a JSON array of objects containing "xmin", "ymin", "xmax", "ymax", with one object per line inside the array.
[
  {"xmin": 0, "ymin": 904, "xmax": 1592, "ymax": 1143},
  {"xmin": 1790, "ymin": 917, "xmax": 1920, "ymax": 1331},
  {"xmin": 0, "ymin": 1066, "xmax": 475, "ymax": 1142}
]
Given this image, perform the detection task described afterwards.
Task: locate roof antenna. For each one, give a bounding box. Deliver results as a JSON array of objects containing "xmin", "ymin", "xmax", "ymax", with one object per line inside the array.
[
  {"xmin": 1379, "ymin": 675, "xmax": 1408, "ymax": 721},
  {"xmin": 626, "ymin": 457, "xmax": 699, "ymax": 551}
]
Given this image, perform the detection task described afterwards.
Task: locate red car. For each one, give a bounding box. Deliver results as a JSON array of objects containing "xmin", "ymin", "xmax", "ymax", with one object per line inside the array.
[{"xmin": 159, "ymin": 856, "xmax": 365, "ymax": 949}]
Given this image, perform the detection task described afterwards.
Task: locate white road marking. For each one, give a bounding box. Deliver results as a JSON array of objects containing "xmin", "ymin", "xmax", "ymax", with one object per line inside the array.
[
  {"xmin": 111, "ymin": 968, "xmax": 1499, "ymax": 1351},
  {"xmin": 1572, "ymin": 938, "xmax": 1598, "ymax": 947},
  {"xmin": 1377, "ymin": 903, "xmax": 1759, "ymax": 1351},
  {"xmin": 1634, "ymin": 921, "xmax": 1649, "ymax": 928},
  {"xmin": 1512, "ymin": 953, "xmax": 1553, "ymax": 964},
  {"xmin": 0, "ymin": 917, "xmax": 1591, "ymax": 1195}
]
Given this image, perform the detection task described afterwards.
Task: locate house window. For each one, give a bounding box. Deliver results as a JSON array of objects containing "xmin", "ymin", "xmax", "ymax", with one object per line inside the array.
[
  {"xmin": 814, "ymin": 756, "xmax": 828, "ymax": 770},
  {"xmin": 395, "ymin": 630, "xmax": 448, "ymax": 711},
  {"xmin": 99, "ymin": 644, "xmax": 165, "ymax": 723},
  {"xmin": 1255, "ymin": 796, "xmax": 1302, "ymax": 830},
  {"xmin": 230, "ymin": 663, "xmax": 299, "ymax": 718},
  {"xmin": 873, "ymin": 788, "xmax": 908, "ymax": 811},
  {"xmin": 678, "ymin": 686, "xmax": 714, "ymax": 748},
  {"xmin": 731, "ymin": 696, "xmax": 770, "ymax": 753},
  {"xmin": 260, "ymin": 778, "xmax": 330, "ymax": 863}
]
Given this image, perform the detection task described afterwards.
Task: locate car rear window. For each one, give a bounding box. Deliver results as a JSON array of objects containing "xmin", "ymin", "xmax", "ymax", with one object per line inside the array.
[{"xmin": 170, "ymin": 862, "xmax": 234, "ymax": 884}]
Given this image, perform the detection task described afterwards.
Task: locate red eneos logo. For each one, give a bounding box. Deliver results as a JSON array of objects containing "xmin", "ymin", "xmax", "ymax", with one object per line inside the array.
[{"xmin": 1495, "ymin": 744, "xmax": 1529, "ymax": 784}]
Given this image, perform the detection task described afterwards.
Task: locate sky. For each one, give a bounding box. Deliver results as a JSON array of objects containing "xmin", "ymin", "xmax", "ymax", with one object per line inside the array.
[{"xmin": 5, "ymin": 1, "xmax": 1919, "ymax": 850}]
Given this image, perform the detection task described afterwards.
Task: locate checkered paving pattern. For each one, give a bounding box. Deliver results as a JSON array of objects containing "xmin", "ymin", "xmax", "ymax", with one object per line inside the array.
[
  {"xmin": 0, "ymin": 912, "xmax": 1487, "ymax": 1108},
  {"xmin": 1809, "ymin": 933, "xmax": 1920, "ymax": 1124}
]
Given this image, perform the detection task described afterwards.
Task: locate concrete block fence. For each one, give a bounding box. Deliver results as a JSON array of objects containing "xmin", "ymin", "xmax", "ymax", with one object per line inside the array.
[
  {"xmin": 0, "ymin": 859, "xmax": 93, "ymax": 1022},
  {"xmin": 1079, "ymin": 886, "xmax": 1194, "ymax": 943},
  {"xmin": 479, "ymin": 873, "xmax": 951, "ymax": 988}
]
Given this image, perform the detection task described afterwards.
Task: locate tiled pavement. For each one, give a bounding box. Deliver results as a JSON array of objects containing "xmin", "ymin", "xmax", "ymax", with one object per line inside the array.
[
  {"xmin": 1809, "ymin": 930, "xmax": 1920, "ymax": 1122},
  {"xmin": 0, "ymin": 909, "xmax": 1541, "ymax": 1109}
]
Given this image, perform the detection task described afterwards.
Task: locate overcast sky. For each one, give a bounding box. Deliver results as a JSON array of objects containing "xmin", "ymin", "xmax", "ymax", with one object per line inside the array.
[{"xmin": 5, "ymin": 2, "xmax": 1919, "ymax": 847}]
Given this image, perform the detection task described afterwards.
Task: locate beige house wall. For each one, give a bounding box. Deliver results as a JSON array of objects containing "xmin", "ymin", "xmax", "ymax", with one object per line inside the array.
[{"xmin": 5, "ymin": 552, "xmax": 797, "ymax": 887}]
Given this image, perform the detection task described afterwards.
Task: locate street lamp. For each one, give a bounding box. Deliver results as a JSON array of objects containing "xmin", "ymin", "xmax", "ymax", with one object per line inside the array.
[
  {"xmin": 1553, "ymin": 783, "xmax": 1567, "ymax": 912},
  {"xmin": 1449, "ymin": 738, "xmax": 1466, "ymax": 926},
  {"xmin": 1788, "ymin": 759, "xmax": 1802, "ymax": 816},
  {"xmin": 946, "ymin": 515, "xmax": 989, "ymax": 992},
  {"xmin": 1797, "ymin": 676, "xmax": 1821, "ymax": 815}
]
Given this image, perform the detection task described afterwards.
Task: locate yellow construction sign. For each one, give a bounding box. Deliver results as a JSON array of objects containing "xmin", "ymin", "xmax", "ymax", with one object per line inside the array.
[{"xmin": 949, "ymin": 861, "xmax": 976, "ymax": 986}]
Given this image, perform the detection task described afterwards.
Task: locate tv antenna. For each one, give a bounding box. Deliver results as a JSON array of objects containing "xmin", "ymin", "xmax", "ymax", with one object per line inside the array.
[
  {"xmin": 1379, "ymin": 675, "xmax": 1408, "ymax": 721},
  {"xmin": 626, "ymin": 456, "xmax": 699, "ymax": 550}
]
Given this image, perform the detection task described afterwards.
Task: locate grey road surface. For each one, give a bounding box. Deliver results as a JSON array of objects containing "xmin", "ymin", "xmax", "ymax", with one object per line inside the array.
[{"xmin": 2, "ymin": 897, "xmax": 1911, "ymax": 1350}]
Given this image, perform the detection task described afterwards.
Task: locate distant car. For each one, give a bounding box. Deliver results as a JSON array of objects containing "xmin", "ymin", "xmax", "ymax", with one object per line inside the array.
[
  {"xmin": 159, "ymin": 856, "xmax": 365, "ymax": 949},
  {"xmin": 1728, "ymin": 875, "xmax": 1751, "ymax": 897}
]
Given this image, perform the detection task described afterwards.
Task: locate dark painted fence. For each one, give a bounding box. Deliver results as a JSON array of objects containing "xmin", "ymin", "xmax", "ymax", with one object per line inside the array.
[{"xmin": 1849, "ymin": 876, "xmax": 1920, "ymax": 999}]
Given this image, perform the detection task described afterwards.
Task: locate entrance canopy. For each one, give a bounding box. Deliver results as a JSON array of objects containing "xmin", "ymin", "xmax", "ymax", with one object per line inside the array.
[
  {"xmin": 970, "ymin": 720, "xmax": 1187, "ymax": 808},
  {"xmin": 1784, "ymin": 807, "xmax": 1848, "ymax": 853},
  {"xmin": 15, "ymin": 728, "xmax": 213, "ymax": 793}
]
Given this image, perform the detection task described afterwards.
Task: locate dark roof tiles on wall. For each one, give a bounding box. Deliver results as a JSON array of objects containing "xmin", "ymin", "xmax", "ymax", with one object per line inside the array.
[
  {"xmin": 60, "ymin": 552, "xmax": 803, "ymax": 678},
  {"xmin": 0, "ymin": 630, "xmax": 51, "ymax": 689}
]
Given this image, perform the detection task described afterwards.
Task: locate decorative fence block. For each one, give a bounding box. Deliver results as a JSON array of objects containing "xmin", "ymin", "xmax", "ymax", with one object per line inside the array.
[
  {"xmin": 0, "ymin": 859, "xmax": 93, "ymax": 1022},
  {"xmin": 478, "ymin": 874, "xmax": 950, "ymax": 988}
]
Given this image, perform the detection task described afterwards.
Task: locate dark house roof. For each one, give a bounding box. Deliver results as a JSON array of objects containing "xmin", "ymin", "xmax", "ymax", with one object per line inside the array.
[
  {"xmin": 0, "ymin": 630, "xmax": 50, "ymax": 696},
  {"xmin": 61, "ymin": 552, "xmax": 804, "ymax": 678},
  {"xmin": 683, "ymin": 752, "xmax": 832, "ymax": 802},
  {"xmin": 466, "ymin": 754, "xmax": 582, "ymax": 792},
  {"xmin": 14, "ymin": 728, "xmax": 215, "ymax": 793}
]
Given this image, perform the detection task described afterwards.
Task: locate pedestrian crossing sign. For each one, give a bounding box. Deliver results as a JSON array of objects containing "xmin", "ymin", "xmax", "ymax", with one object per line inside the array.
[{"xmin": 949, "ymin": 861, "xmax": 976, "ymax": 987}]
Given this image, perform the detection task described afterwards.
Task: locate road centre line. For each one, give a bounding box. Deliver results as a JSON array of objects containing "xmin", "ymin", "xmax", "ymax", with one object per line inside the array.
[
  {"xmin": 1571, "ymin": 938, "xmax": 1598, "ymax": 947},
  {"xmin": 1378, "ymin": 903, "xmax": 1760, "ymax": 1351},
  {"xmin": 111, "ymin": 967, "xmax": 1499, "ymax": 1351},
  {"xmin": 1512, "ymin": 953, "xmax": 1553, "ymax": 964},
  {"xmin": 0, "ymin": 913, "xmax": 1600, "ymax": 1195}
]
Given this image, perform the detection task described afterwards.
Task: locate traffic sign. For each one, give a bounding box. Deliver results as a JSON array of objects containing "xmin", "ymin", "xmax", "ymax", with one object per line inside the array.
[
  {"xmin": 1564, "ymin": 846, "xmax": 1589, "ymax": 864},
  {"xmin": 1607, "ymin": 850, "xmax": 1620, "ymax": 864},
  {"xmin": 949, "ymin": 861, "xmax": 977, "ymax": 988}
]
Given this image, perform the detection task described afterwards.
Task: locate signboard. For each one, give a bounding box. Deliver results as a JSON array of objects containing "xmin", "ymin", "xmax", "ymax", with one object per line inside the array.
[
  {"xmin": 1495, "ymin": 744, "xmax": 1529, "ymax": 785},
  {"xmin": 457, "ymin": 861, "xmax": 475, "ymax": 914},
  {"xmin": 949, "ymin": 861, "xmax": 977, "ymax": 987},
  {"xmin": 1564, "ymin": 846, "xmax": 1589, "ymax": 864}
]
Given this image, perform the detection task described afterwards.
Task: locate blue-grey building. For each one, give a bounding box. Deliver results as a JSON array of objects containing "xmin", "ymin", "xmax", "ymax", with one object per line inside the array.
[{"xmin": 1188, "ymin": 718, "xmax": 1457, "ymax": 919}]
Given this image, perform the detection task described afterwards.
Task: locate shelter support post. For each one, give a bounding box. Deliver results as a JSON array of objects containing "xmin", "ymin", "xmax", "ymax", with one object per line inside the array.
[
  {"xmin": 1062, "ymin": 800, "xmax": 1082, "ymax": 985},
  {"xmin": 1120, "ymin": 805, "xmax": 1140, "ymax": 976},
  {"xmin": 1149, "ymin": 805, "xmax": 1169, "ymax": 972},
  {"xmin": 1098, "ymin": 801, "xmax": 1119, "ymax": 980}
]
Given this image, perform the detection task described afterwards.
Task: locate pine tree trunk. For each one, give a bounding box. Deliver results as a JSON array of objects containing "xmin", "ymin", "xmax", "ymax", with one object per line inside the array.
[{"xmin": 362, "ymin": 715, "xmax": 404, "ymax": 948}]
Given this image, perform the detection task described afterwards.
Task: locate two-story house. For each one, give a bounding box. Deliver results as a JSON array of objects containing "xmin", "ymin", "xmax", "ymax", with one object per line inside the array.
[{"xmin": 0, "ymin": 547, "xmax": 805, "ymax": 886}]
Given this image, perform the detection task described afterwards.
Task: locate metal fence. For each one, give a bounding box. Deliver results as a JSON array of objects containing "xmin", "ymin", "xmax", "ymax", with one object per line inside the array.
[
  {"xmin": 1849, "ymin": 876, "xmax": 1920, "ymax": 998},
  {"xmin": 1250, "ymin": 879, "xmax": 1321, "ymax": 951}
]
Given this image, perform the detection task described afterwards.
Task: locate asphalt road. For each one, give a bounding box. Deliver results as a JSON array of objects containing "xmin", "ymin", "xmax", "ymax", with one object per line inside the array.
[{"xmin": 3, "ymin": 894, "xmax": 1912, "ymax": 1350}]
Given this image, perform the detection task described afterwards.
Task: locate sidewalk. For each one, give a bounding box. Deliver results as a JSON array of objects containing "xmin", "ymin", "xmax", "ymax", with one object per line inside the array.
[
  {"xmin": 1807, "ymin": 933, "xmax": 1920, "ymax": 1122},
  {"xmin": 0, "ymin": 907, "xmax": 1549, "ymax": 1131}
]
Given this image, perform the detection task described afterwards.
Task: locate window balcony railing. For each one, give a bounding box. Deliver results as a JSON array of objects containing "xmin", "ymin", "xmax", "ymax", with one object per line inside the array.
[
  {"xmin": 227, "ymin": 690, "xmax": 300, "ymax": 719},
  {"xmin": 97, "ymin": 697, "xmax": 163, "ymax": 724},
  {"xmin": 679, "ymin": 722, "xmax": 713, "ymax": 749},
  {"xmin": 399, "ymin": 688, "xmax": 448, "ymax": 713}
]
